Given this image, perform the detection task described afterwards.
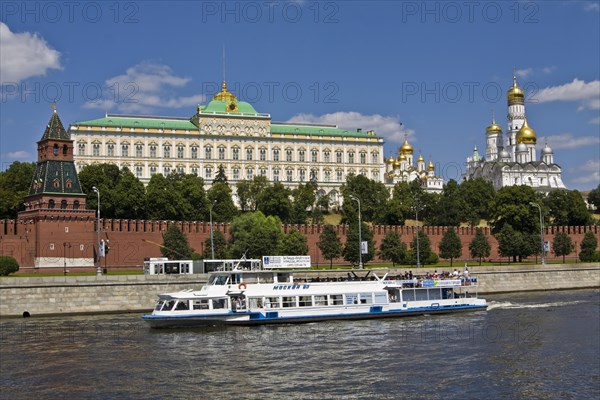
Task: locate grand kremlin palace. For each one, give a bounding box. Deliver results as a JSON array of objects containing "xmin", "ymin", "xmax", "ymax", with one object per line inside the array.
[{"xmin": 69, "ymin": 81, "xmax": 443, "ymax": 206}]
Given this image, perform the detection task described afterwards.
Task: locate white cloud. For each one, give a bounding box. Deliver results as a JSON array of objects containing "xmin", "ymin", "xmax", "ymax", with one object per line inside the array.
[
  {"xmin": 534, "ymin": 79, "xmax": 600, "ymax": 110},
  {"xmin": 0, "ymin": 23, "xmax": 62, "ymax": 84},
  {"xmin": 286, "ymin": 111, "xmax": 413, "ymax": 145},
  {"xmin": 7, "ymin": 150, "xmax": 31, "ymax": 160},
  {"xmin": 572, "ymin": 160, "xmax": 600, "ymax": 185},
  {"xmin": 584, "ymin": 3, "xmax": 599, "ymax": 12},
  {"xmin": 83, "ymin": 62, "xmax": 206, "ymax": 113},
  {"xmin": 539, "ymin": 133, "xmax": 600, "ymax": 150},
  {"xmin": 590, "ymin": 117, "xmax": 600, "ymax": 125},
  {"xmin": 516, "ymin": 66, "xmax": 555, "ymax": 79},
  {"xmin": 516, "ymin": 68, "xmax": 533, "ymax": 79}
]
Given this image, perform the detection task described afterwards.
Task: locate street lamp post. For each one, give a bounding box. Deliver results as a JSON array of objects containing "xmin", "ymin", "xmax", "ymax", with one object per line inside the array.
[
  {"xmin": 209, "ymin": 203, "xmax": 215, "ymax": 260},
  {"xmin": 92, "ymin": 186, "xmax": 101, "ymax": 276},
  {"xmin": 529, "ymin": 202, "xmax": 545, "ymax": 265},
  {"xmin": 349, "ymin": 195, "xmax": 363, "ymax": 269}
]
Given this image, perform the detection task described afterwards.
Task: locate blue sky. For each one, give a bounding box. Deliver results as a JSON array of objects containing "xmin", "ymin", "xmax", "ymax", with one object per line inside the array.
[{"xmin": 1, "ymin": 1, "xmax": 599, "ymax": 190}]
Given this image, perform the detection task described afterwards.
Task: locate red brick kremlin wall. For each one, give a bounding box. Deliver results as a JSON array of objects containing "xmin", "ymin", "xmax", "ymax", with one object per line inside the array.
[{"xmin": 1, "ymin": 218, "xmax": 598, "ymax": 273}]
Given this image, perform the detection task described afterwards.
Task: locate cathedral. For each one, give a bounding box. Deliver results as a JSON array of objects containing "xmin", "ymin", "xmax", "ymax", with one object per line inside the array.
[{"xmin": 465, "ymin": 74, "xmax": 566, "ymax": 191}]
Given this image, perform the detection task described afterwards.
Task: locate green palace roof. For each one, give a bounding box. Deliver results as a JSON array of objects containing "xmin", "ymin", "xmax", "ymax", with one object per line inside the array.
[
  {"xmin": 270, "ymin": 123, "xmax": 378, "ymax": 138},
  {"xmin": 72, "ymin": 115, "xmax": 198, "ymax": 130},
  {"xmin": 200, "ymin": 99, "xmax": 263, "ymax": 116}
]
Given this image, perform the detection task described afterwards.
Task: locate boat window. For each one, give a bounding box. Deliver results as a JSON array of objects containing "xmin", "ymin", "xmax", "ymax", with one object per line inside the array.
[
  {"xmin": 442, "ymin": 288, "xmax": 454, "ymax": 299},
  {"xmin": 403, "ymin": 290, "xmax": 415, "ymax": 301},
  {"xmin": 164, "ymin": 300, "xmax": 176, "ymax": 311},
  {"xmin": 415, "ymin": 289, "xmax": 428, "ymax": 301},
  {"xmin": 276, "ymin": 273, "xmax": 290, "ymax": 283},
  {"xmin": 209, "ymin": 275, "xmax": 229, "ymax": 285},
  {"xmin": 212, "ymin": 298, "xmax": 227, "ymax": 309},
  {"xmin": 299, "ymin": 296, "xmax": 312, "ymax": 307},
  {"xmin": 175, "ymin": 300, "xmax": 189, "ymax": 310},
  {"xmin": 428, "ymin": 289, "xmax": 442, "ymax": 300},
  {"xmin": 330, "ymin": 294, "xmax": 343, "ymax": 306},
  {"xmin": 374, "ymin": 293, "xmax": 388, "ymax": 304},
  {"xmin": 265, "ymin": 297, "xmax": 279, "ymax": 308},
  {"xmin": 154, "ymin": 300, "xmax": 166, "ymax": 311},
  {"xmin": 314, "ymin": 295, "xmax": 327, "ymax": 306},
  {"xmin": 358, "ymin": 293, "xmax": 373, "ymax": 305},
  {"xmin": 192, "ymin": 300, "xmax": 210, "ymax": 310},
  {"xmin": 345, "ymin": 293, "xmax": 358, "ymax": 305},
  {"xmin": 282, "ymin": 296, "xmax": 296, "ymax": 308},
  {"xmin": 248, "ymin": 297, "xmax": 263, "ymax": 309}
]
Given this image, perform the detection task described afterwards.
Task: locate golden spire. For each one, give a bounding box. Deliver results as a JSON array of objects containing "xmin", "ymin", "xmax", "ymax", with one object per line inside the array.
[{"xmin": 51, "ymin": 100, "xmax": 57, "ymax": 113}]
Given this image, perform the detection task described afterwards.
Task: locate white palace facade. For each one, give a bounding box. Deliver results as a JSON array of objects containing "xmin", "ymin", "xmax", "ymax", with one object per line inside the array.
[
  {"xmin": 465, "ymin": 74, "xmax": 566, "ymax": 191},
  {"xmin": 69, "ymin": 81, "xmax": 444, "ymax": 206}
]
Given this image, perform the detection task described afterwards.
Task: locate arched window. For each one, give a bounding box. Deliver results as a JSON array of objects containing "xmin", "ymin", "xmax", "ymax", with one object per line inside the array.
[
  {"xmin": 73, "ymin": 200, "xmax": 80, "ymax": 210},
  {"xmin": 61, "ymin": 200, "xmax": 68, "ymax": 209},
  {"xmin": 48, "ymin": 199, "xmax": 55, "ymax": 209},
  {"xmin": 53, "ymin": 144, "xmax": 59, "ymax": 156},
  {"xmin": 62, "ymin": 145, "xmax": 68, "ymax": 155}
]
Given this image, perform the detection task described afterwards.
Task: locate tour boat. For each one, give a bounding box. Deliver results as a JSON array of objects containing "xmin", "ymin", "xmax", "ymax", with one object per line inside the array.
[{"xmin": 143, "ymin": 259, "xmax": 487, "ymax": 328}]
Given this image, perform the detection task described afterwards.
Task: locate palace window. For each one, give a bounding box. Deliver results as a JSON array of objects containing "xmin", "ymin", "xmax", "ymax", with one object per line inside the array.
[
  {"xmin": 299, "ymin": 169, "xmax": 306, "ymax": 182},
  {"xmin": 246, "ymin": 148, "xmax": 253, "ymax": 161},
  {"xmin": 191, "ymin": 146, "xmax": 198, "ymax": 159},
  {"xmin": 205, "ymin": 145, "xmax": 212, "ymax": 160},
  {"xmin": 136, "ymin": 144, "xmax": 143, "ymax": 158},
  {"xmin": 78, "ymin": 143, "xmax": 86, "ymax": 156},
  {"xmin": 324, "ymin": 170, "xmax": 331, "ymax": 182},
  {"xmin": 232, "ymin": 147, "xmax": 239, "ymax": 160},
  {"xmin": 324, "ymin": 150, "xmax": 330, "ymax": 163},
  {"xmin": 191, "ymin": 166, "xmax": 198, "ymax": 176},
  {"xmin": 286, "ymin": 169, "xmax": 293, "ymax": 182},
  {"xmin": 311, "ymin": 149, "xmax": 318, "ymax": 163},
  {"xmin": 372, "ymin": 151, "xmax": 379, "ymax": 164},
  {"xmin": 273, "ymin": 149, "xmax": 280, "ymax": 161},
  {"xmin": 360, "ymin": 151, "xmax": 366, "ymax": 164},
  {"xmin": 233, "ymin": 168, "xmax": 240, "ymax": 180},
  {"xmin": 163, "ymin": 145, "xmax": 171, "ymax": 158},
  {"xmin": 177, "ymin": 145, "xmax": 184, "ymax": 159},
  {"xmin": 177, "ymin": 165, "xmax": 184, "ymax": 174},
  {"xmin": 205, "ymin": 167, "xmax": 212, "ymax": 179},
  {"xmin": 348, "ymin": 151, "xmax": 355, "ymax": 164},
  {"xmin": 286, "ymin": 149, "xmax": 293, "ymax": 162},
  {"xmin": 260, "ymin": 167, "xmax": 267, "ymax": 177},
  {"xmin": 107, "ymin": 144, "xmax": 114, "ymax": 157},
  {"xmin": 218, "ymin": 146, "xmax": 225, "ymax": 160},
  {"xmin": 259, "ymin": 148, "xmax": 266, "ymax": 161},
  {"xmin": 310, "ymin": 169, "xmax": 318, "ymax": 182},
  {"xmin": 273, "ymin": 168, "xmax": 280, "ymax": 182},
  {"xmin": 150, "ymin": 165, "xmax": 157, "ymax": 176},
  {"xmin": 299, "ymin": 150, "xmax": 306, "ymax": 162},
  {"xmin": 336, "ymin": 150, "xmax": 343, "ymax": 163},
  {"xmin": 122, "ymin": 144, "xmax": 129, "ymax": 157},
  {"xmin": 150, "ymin": 145, "xmax": 157, "ymax": 158},
  {"xmin": 163, "ymin": 166, "xmax": 170, "ymax": 176},
  {"xmin": 136, "ymin": 166, "xmax": 143, "ymax": 178},
  {"xmin": 336, "ymin": 170, "xmax": 343, "ymax": 182},
  {"xmin": 372, "ymin": 171, "xmax": 379, "ymax": 180},
  {"xmin": 246, "ymin": 167, "xmax": 253, "ymax": 179}
]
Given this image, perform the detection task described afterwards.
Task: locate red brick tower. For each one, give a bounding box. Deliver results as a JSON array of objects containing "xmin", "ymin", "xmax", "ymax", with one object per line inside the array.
[{"xmin": 18, "ymin": 106, "xmax": 95, "ymax": 270}]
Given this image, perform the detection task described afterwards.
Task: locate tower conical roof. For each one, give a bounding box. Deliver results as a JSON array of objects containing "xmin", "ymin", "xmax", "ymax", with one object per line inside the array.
[{"xmin": 41, "ymin": 107, "xmax": 70, "ymax": 141}]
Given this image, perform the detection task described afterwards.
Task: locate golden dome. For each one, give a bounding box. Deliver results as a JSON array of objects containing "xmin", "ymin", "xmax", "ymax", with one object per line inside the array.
[
  {"xmin": 213, "ymin": 81, "xmax": 238, "ymax": 103},
  {"xmin": 393, "ymin": 159, "xmax": 400, "ymax": 167},
  {"xmin": 399, "ymin": 154, "xmax": 407, "ymax": 161},
  {"xmin": 400, "ymin": 136, "xmax": 413, "ymax": 154},
  {"xmin": 387, "ymin": 156, "xmax": 395, "ymax": 165},
  {"xmin": 516, "ymin": 118, "xmax": 537, "ymax": 144},
  {"xmin": 486, "ymin": 113, "xmax": 503, "ymax": 134},
  {"xmin": 417, "ymin": 154, "xmax": 425, "ymax": 162},
  {"xmin": 507, "ymin": 74, "xmax": 525, "ymax": 106},
  {"xmin": 427, "ymin": 160, "xmax": 435, "ymax": 171}
]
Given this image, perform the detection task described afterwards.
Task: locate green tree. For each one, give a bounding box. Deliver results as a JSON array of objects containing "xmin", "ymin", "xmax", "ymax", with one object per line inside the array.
[
  {"xmin": 213, "ymin": 165, "xmax": 228, "ymax": 184},
  {"xmin": 496, "ymin": 224, "xmax": 535, "ymax": 263},
  {"xmin": 229, "ymin": 211, "xmax": 283, "ymax": 259},
  {"xmin": 580, "ymin": 231, "xmax": 598, "ymax": 262},
  {"xmin": 317, "ymin": 225, "xmax": 343, "ymax": 268},
  {"xmin": 0, "ymin": 256, "xmax": 19, "ymax": 276},
  {"xmin": 341, "ymin": 174, "xmax": 390, "ymax": 224},
  {"xmin": 0, "ymin": 161, "xmax": 35, "ymax": 219},
  {"xmin": 544, "ymin": 190, "xmax": 592, "ymax": 226},
  {"xmin": 202, "ymin": 229, "xmax": 228, "ymax": 259},
  {"xmin": 469, "ymin": 228, "xmax": 491, "ymax": 265},
  {"xmin": 438, "ymin": 227, "xmax": 462, "ymax": 266},
  {"xmin": 279, "ymin": 229, "xmax": 309, "ymax": 255},
  {"xmin": 171, "ymin": 174, "xmax": 208, "ymax": 221},
  {"xmin": 257, "ymin": 182, "xmax": 292, "ymax": 222},
  {"xmin": 409, "ymin": 230, "xmax": 435, "ymax": 265},
  {"xmin": 290, "ymin": 182, "xmax": 317, "ymax": 224},
  {"xmin": 457, "ymin": 178, "xmax": 496, "ymax": 226},
  {"xmin": 114, "ymin": 167, "xmax": 147, "ymax": 219},
  {"xmin": 552, "ymin": 231, "xmax": 574, "ymax": 263},
  {"xmin": 207, "ymin": 182, "xmax": 237, "ymax": 223},
  {"xmin": 146, "ymin": 174, "xmax": 184, "ymax": 220},
  {"xmin": 588, "ymin": 184, "xmax": 600, "ymax": 213},
  {"xmin": 379, "ymin": 231, "xmax": 407, "ymax": 267},
  {"xmin": 78, "ymin": 163, "xmax": 122, "ymax": 218},
  {"xmin": 161, "ymin": 224, "xmax": 194, "ymax": 259},
  {"xmin": 430, "ymin": 180, "xmax": 465, "ymax": 226},
  {"xmin": 488, "ymin": 185, "xmax": 541, "ymax": 234},
  {"xmin": 343, "ymin": 222, "xmax": 374, "ymax": 267}
]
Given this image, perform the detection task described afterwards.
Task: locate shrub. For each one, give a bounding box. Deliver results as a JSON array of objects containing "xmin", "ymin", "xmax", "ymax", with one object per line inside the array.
[{"xmin": 0, "ymin": 256, "xmax": 19, "ymax": 276}]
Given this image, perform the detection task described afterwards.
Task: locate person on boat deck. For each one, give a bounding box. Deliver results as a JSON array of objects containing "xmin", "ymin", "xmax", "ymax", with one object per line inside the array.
[{"xmin": 453, "ymin": 269, "xmax": 459, "ymax": 277}]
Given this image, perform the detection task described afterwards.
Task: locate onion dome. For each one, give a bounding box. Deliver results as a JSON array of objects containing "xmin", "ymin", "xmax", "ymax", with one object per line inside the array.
[
  {"xmin": 427, "ymin": 160, "xmax": 435, "ymax": 171},
  {"xmin": 399, "ymin": 153, "xmax": 407, "ymax": 161},
  {"xmin": 486, "ymin": 112, "xmax": 503, "ymax": 135},
  {"xmin": 541, "ymin": 142, "xmax": 553, "ymax": 155},
  {"xmin": 516, "ymin": 118, "xmax": 537, "ymax": 144},
  {"xmin": 387, "ymin": 156, "xmax": 395, "ymax": 165},
  {"xmin": 516, "ymin": 142, "xmax": 528, "ymax": 153},
  {"xmin": 400, "ymin": 135, "xmax": 413, "ymax": 154},
  {"xmin": 500, "ymin": 149, "xmax": 510, "ymax": 159},
  {"xmin": 507, "ymin": 74, "xmax": 525, "ymax": 106},
  {"xmin": 393, "ymin": 159, "xmax": 400, "ymax": 168},
  {"xmin": 417, "ymin": 154, "xmax": 425, "ymax": 163}
]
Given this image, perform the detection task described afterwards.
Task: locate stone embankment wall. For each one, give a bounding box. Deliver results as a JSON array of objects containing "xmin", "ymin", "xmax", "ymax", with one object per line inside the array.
[{"xmin": 1, "ymin": 264, "xmax": 598, "ymax": 318}]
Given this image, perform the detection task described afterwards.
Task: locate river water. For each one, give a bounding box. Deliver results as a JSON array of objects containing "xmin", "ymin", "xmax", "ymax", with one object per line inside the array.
[{"xmin": 1, "ymin": 289, "xmax": 598, "ymax": 400}]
